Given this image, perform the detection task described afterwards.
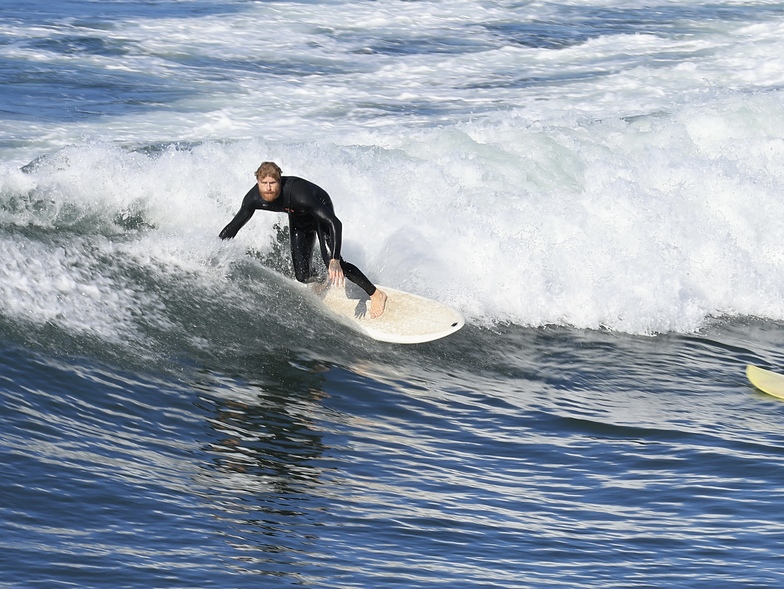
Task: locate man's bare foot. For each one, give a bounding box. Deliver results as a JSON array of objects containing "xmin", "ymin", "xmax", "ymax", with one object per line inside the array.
[{"xmin": 369, "ymin": 289, "xmax": 387, "ymax": 318}]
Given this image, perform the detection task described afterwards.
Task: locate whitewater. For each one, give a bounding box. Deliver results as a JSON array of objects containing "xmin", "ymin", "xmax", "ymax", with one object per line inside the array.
[
  {"xmin": 4, "ymin": 1, "xmax": 784, "ymax": 588},
  {"xmin": 3, "ymin": 0, "xmax": 784, "ymax": 337}
]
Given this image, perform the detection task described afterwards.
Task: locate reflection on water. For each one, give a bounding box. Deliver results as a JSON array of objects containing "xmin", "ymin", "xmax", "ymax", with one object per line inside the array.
[
  {"xmin": 168, "ymin": 318, "xmax": 784, "ymax": 586},
  {"xmin": 191, "ymin": 354, "xmax": 334, "ymax": 579}
]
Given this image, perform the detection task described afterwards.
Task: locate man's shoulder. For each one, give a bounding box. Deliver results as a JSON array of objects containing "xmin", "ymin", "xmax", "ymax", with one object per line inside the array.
[
  {"xmin": 244, "ymin": 183, "xmax": 260, "ymax": 196},
  {"xmin": 243, "ymin": 184, "xmax": 282, "ymax": 211},
  {"xmin": 282, "ymin": 175, "xmax": 309, "ymax": 188},
  {"xmin": 283, "ymin": 176, "xmax": 324, "ymax": 201}
]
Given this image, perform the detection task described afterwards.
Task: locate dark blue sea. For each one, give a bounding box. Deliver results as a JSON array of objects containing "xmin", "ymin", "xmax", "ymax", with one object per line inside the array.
[{"xmin": 3, "ymin": 0, "xmax": 784, "ymax": 587}]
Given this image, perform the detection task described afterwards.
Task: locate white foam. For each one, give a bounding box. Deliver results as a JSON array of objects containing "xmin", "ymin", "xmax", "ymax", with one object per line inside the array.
[
  {"xmin": 3, "ymin": 1, "xmax": 784, "ymax": 334},
  {"xmin": 0, "ymin": 233, "xmax": 170, "ymax": 342}
]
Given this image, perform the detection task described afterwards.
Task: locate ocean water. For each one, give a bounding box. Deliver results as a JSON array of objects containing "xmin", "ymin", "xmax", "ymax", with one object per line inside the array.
[{"xmin": 3, "ymin": 0, "xmax": 784, "ymax": 587}]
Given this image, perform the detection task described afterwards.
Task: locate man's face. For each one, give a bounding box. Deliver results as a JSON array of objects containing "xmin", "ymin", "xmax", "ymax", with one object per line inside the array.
[{"xmin": 257, "ymin": 175, "xmax": 281, "ymax": 202}]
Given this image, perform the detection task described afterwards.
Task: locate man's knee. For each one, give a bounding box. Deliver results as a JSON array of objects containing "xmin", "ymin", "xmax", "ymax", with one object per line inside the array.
[{"xmin": 293, "ymin": 265, "xmax": 310, "ymax": 283}]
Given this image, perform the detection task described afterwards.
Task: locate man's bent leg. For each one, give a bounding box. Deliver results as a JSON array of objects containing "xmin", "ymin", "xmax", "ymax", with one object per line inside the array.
[
  {"xmin": 290, "ymin": 226, "xmax": 317, "ymax": 283},
  {"xmin": 341, "ymin": 260, "xmax": 387, "ymax": 318},
  {"xmin": 317, "ymin": 230, "xmax": 387, "ymax": 317},
  {"xmin": 339, "ymin": 260, "xmax": 375, "ymax": 296}
]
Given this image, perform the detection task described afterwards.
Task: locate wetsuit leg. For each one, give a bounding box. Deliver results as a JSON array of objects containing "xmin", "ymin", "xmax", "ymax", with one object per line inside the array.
[
  {"xmin": 339, "ymin": 259, "xmax": 377, "ymax": 297},
  {"xmin": 316, "ymin": 226, "xmax": 377, "ymax": 296},
  {"xmin": 290, "ymin": 223, "xmax": 318, "ymax": 283}
]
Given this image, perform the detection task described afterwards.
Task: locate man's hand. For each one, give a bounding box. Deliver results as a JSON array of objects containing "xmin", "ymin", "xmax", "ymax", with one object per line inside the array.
[{"xmin": 328, "ymin": 259, "xmax": 345, "ymax": 286}]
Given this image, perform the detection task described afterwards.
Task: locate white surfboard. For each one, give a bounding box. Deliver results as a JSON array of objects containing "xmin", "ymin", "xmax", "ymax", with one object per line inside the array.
[{"xmin": 310, "ymin": 283, "xmax": 464, "ymax": 344}]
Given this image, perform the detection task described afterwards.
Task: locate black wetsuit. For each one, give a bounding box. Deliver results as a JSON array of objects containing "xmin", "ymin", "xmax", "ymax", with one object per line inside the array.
[{"xmin": 219, "ymin": 176, "xmax": 377, "ymax": 296}]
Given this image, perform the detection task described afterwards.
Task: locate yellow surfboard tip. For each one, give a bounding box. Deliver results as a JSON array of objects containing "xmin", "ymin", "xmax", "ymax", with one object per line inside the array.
[{"xmin": 746, "ymin": 364, "xmax": 784, "ymax": 400}]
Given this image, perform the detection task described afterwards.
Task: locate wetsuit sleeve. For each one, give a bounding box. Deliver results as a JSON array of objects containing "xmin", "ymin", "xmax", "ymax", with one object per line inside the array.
[
  {"xmin": 288, "ymin": 179, "xmax": 344, "ymax": 259},
  {"xmin": 219, "ymin": 187, "xmax": 258, "ymax": 239},
  {"xmin": 313, "ymin": 206, "xmax": 343, "ymax": 259}
]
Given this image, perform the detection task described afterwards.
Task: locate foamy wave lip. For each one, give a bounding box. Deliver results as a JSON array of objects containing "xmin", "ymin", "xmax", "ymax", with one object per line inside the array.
[
  {"xmin": 8, "ymin": 109, "xmax": 784, "ymax": 337},
  {"xmin": 0, "ymin": 234, "xmax": 174, "ymax": 342},
  {"xmin": 334, "ymin": 91, "xmax": 784, "ymax": 334}
]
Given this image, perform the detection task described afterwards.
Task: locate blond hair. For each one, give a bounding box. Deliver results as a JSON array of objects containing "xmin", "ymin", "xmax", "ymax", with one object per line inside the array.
[{"xmin": 254, "ymin": 161, "xmax": 282, "ymax": 181}]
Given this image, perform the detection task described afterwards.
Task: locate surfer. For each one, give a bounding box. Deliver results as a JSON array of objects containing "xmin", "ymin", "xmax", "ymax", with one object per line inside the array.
[{"xmin": 219, "ymin": 161, "xmax": 387, "ymax": 318}]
